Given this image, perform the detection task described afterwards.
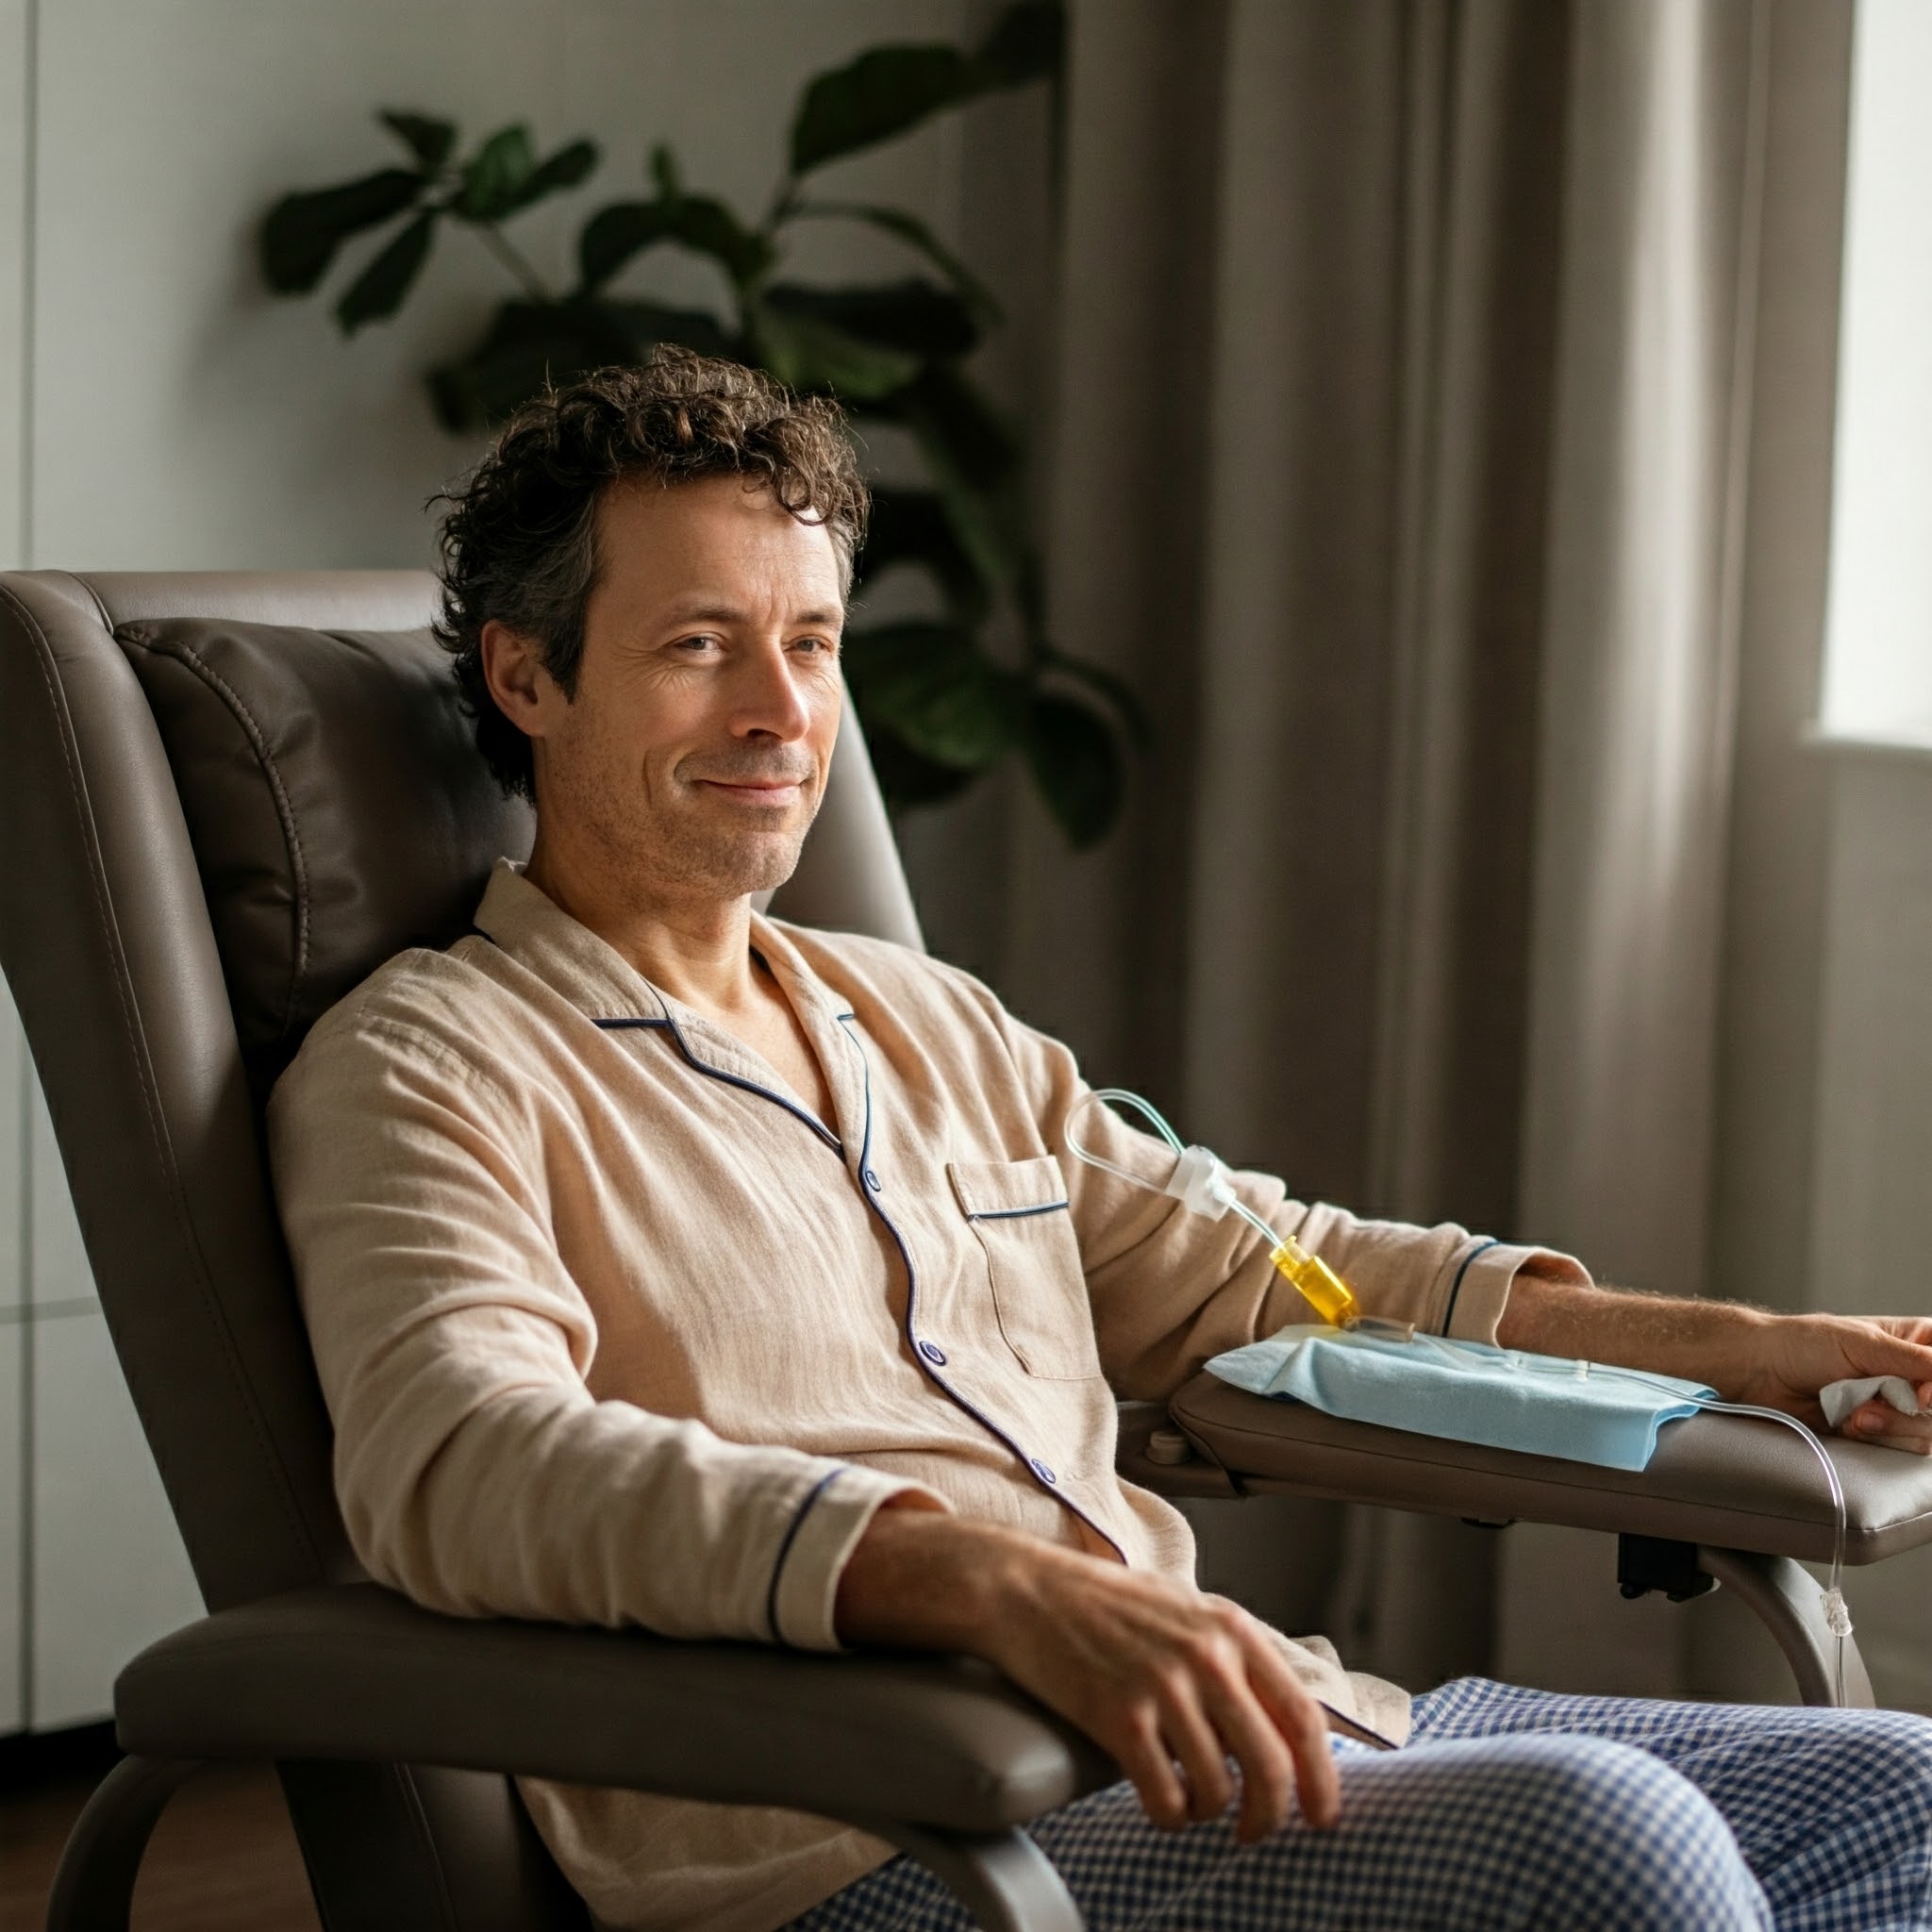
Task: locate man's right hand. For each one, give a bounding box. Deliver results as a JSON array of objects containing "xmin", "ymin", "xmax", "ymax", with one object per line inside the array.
[{"xmin": 833, "ymin": 1500, "xmax": 1341, "ymax": 1842}]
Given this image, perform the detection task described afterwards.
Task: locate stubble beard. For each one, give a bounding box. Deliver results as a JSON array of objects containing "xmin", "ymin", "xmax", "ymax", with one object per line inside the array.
[{"xmin": 577, "ymin": 765, "xmax": 819, "ymax": 906}]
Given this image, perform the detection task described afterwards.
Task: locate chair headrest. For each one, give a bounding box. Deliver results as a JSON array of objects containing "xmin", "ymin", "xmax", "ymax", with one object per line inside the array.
[{"xmin": 117, "ymin": 616, "xmax": 533, "ymax": 1094}]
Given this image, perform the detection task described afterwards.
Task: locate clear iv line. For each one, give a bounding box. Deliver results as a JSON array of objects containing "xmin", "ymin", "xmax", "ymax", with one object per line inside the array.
[
  {"xmin": 1607, "ymin": 1370, "xmax": 1853, "ymax": 1704},
  {"xmin": 1067, "ymin": 1090, "xmax": 1362, "ymax": 1327},
  {"xmin": 1411, "ymin": 1329, "xmax": 1854, "ymax": 1696}
]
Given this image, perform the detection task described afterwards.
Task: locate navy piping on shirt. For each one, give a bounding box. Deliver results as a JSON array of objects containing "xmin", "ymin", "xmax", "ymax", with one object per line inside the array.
[
  {"xmin": 578, "ymin": 992, "xmax": 1119, "ymax": 1557},
  {"xmin": 834, "ymin": 1014, "xmax": 1125, "ymax": 1561},
  {"xmin": 1440, "ymin": 1238, "xmax": 1499, "ymax": 1336},
  {"xmin": 766, "ymin": 1467, "xmax": 843, "ymax": 1644},
  {"xmin": 592, "ymin": 1013, "xmax": 843, "ymax": 1156},
  {"xmin": 965, "ymin": 1200, "xmax": 1071, "ymax": 1222}
]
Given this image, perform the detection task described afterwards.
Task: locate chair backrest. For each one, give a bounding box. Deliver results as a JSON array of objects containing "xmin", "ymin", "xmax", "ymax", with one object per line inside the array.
[{"xmin": 0, "ymin": 568, "xmax": 924, "ymax": 1931}]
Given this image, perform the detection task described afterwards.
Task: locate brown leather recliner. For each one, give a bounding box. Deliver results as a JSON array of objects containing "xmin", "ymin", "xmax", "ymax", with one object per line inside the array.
[{"xmin": 5, "ymin": 570, "xmax": 1932, "ymax": 1932}]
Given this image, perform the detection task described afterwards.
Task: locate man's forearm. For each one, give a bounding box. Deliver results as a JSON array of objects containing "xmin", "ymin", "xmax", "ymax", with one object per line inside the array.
[
  {"xmin": 834, "ymin": 1499, "xmax": 1031, "ymax": 1651},
  {"xmin": 1496, "ymin": 1267, "xmax": 1778, "ymax": 1396},
  {"xmin": 834, "ymin": 1496, "xmax": 1346, "ymax": 1837}
]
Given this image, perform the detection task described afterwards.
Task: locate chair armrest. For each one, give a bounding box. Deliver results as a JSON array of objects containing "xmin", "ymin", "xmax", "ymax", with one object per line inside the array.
[
  {"xmin": 1151, "ymin": 1372, "xmax": 1932, "ymax": 1563},
  {"xmin": 113, "ymin": 1583, "xmax": 1115, "ymax": 1834}
]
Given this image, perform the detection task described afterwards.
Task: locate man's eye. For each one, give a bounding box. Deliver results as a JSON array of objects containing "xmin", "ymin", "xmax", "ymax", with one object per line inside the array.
[
  {"xmin": 793, "ymin": 635, "xmax": 839, "ymax": 657},
  {"xmin": 673, "ymin": 635, "xmax": 722, "ymax": 654}
]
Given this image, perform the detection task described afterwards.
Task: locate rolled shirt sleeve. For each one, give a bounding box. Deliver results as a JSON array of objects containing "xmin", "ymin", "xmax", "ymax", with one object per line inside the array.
[{"xmin": 268, "ymin": 1017, "xmax": 941, "ymax": 1653}]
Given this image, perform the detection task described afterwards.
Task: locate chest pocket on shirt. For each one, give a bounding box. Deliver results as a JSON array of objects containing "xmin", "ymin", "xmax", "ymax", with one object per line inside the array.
[{"xmin": 947, "ymin": 1157, "xmax": 1102, "ymax": 1380}]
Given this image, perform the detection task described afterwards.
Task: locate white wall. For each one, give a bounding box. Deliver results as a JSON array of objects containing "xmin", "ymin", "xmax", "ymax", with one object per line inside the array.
[
  {"xmin": 25, "ymin": 0, "xmax": 1000, "ymax": 573},
  {"xmin": 0, "ymin": 0, "xmax": 1042, "ymax": 1733}
]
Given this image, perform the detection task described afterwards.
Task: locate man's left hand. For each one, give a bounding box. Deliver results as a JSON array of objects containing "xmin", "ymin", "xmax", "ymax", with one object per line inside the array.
[{"xmin": 1740, "ymin": 1315, "xmax": 1932, "ymax": 1453}]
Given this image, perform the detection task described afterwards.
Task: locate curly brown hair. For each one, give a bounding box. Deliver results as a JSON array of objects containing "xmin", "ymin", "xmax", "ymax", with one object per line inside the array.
[{"xmin": 433, "ymin": 348, "xmax": 870, "ymax": 800}]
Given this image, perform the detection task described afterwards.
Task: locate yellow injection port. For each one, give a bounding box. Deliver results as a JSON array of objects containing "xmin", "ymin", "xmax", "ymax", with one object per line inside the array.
[{"xmin": 1270, "ymin": 1238, "xmax": 1360, "ymax": 1328}]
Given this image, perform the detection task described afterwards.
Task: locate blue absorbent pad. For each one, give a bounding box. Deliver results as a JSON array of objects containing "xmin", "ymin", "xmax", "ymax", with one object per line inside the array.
[{"xmin": 1204, "ymin": 1325, "xmax": 1716, "ymax": 1472}]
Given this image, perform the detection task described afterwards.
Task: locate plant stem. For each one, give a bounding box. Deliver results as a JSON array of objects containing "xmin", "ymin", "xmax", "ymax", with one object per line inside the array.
[
  {"xmin": 760, "ymin": 176, "xmax": 801, "ymax": 238},
  {"xmin": 472, "ymin": 221, "xmax": 555, "ymax": 303}
]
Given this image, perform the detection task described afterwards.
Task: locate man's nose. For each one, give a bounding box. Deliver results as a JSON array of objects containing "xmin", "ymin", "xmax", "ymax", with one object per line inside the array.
[{"xmin": 731, "ymin": 639, "xmax": 814, "ymax": 740}]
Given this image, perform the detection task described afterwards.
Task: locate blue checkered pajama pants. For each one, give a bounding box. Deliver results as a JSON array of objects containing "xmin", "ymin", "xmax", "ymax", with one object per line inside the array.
[{"xmin": 788, "ymin": 1676, "xmax": 1932, "ymax": 1930}]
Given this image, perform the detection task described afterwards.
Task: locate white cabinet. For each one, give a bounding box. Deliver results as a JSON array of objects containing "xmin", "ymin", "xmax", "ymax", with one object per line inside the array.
[
  {"xmin": 30, "ymin": 1305, "xmax": 203, "ymax": 1727},
  {"xmin": 0, "ymin": 1322, "xmax": 22, "ymax": 1733},
  {"xmin": 1, "ymin": 984, "xmax": 23, "ymax": 1733},
  {"xmin": 1, "ymin": 979, "xmax": 20, "ymax": 1311},
  {"xmin": 30, "ymin": 1071, "xmax": 101, "ymax": 1310},
  {"xmin": 0, "ymin": 990, "xmax": 203, "ymax": 1734}
]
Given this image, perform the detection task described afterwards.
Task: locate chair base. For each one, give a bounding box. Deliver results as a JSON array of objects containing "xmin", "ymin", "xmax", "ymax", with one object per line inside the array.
[
  {"xmin": 43, "ymin": 1755, "xmax": 200, "ymax": 1932},
  {"xmin": 1696, "ymin": 1545, "xmax": 1875, "ymax": 1707},
  {"xmin": 42, "ymin": 1755, "xmax": 1090, "ymax": 1932},
  {"xmin": 1611, "ymin": 1537, "xmax": 1874, "ymax": 1706},
  {"xmin": 860, "ymin": 1820, "xmax": 1087, "ymax": 1932}
]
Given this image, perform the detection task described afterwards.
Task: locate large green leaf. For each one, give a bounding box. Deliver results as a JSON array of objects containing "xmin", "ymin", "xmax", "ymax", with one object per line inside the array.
[
  {"xmin": 788, "ymin": 6, "xmax": 1064, "ymax": 177},
  {"xmin": 599, "ymin": 298, "xmax": 738, "ymax": 362},
  {"xmin": 379, "ymin": 110, "xmax": 457, "ymax": 172},
  {"xmin": 865, "ymin": 732, "xmax": 981, "ymax": 811},
  {"xmin": 786, "ymin": 201, "xmax": 1000, "ymax": 322},
  {"xmin": 891, "ymin": 362, "xmax": 1020, "ymax": 492},
  {"xmin": 790, "ymin": 46, "xmax": 977, "ymax": 175},
  {"xmin": 502, "ymin": 138, "xmax": 600, "ymax": 214},
  {"xmin": 976, "ymin": 1, "xmax": 1067, "ymax": 86},
  {"xmin": 427, "ymin": 296, "xmax": 736, "ymax": 430},
  {"xmin": 1025, "ymin": 691, "xmax": 1124, "ymax": 848},
  {"xmin": 760, "ymin": 280, "xmax": 979, "ymax": 358},
  {"xmin": 1039, "ymin": 643, "xmax": 1150, "ymax": 751},
  {"xmin": 749, "ymin": 302, "xmax": 921, "ymax": 400},
  {"xmin": 842, "ymin": 622, "xmax": 1020, "ymax": 769},
  {"xmin": 857, "ymin": 488, "xmax": 989, "ymax": 620},
  {"xmin": 578, "ymin": 201, "xmax": 675, "ymax": 287},
  {"xmin": 260, "ymin": 169, "xmax": 425, "ymax": 292},
  {"xmin": 882, "ymin": 366, "xmax": 1026, "ymax": 591},
  {"xmin": 335, "ymin": 210, "xmax": 437, "ymax": 335},
  {"xmin": 428, "ymin": 302, "xmax": 592, "ymax": 430},
  {"xmin": 578, "ymin": 194, "xmax": 773, "ymax": 291},
  {"xmin": 454, "ymin": 125, "xmax": 537, "ymax": 221}
]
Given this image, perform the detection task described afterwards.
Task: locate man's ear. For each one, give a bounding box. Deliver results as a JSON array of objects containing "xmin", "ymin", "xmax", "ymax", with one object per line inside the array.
[{"xmin": 479, "ymin": 620, "xmax": 559, "ymax": 740}]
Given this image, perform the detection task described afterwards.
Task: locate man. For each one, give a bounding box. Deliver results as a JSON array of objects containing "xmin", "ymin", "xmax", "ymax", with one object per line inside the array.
[{"xmin": 270, "ymin": 352, "xmax": 1932, "ymax": 1932}]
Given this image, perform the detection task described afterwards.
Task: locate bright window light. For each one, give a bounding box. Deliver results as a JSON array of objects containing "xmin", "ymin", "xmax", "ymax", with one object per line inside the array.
[{"xmin": 1818, "ymin": 0, "xmax": 1932, "ymax": 745}]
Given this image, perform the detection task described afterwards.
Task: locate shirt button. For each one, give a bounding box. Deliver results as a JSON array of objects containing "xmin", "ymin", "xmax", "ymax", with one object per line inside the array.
[
  {"xmin": 862, "ymin": 1168, "xmax": 881, "ymax": 1191},
  {"xmin": 918, "ymin": 1339, "xmax": 946, "ymax": 1366},
  {"xmin": 1030, "ymin": 1458, "xmax": 1058, "ymax": 1485}
]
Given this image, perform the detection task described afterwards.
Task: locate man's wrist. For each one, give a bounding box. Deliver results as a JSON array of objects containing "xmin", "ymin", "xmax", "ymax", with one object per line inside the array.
[{"xmin": 833, "ymin": 1499, "xmax": 1032, "ymax": 1654}]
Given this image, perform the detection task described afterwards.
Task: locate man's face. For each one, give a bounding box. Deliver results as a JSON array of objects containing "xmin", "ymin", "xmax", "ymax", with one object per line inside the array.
[{"xmin": 511, "ymin": 474, "xmax": 846, "ymax": 908}]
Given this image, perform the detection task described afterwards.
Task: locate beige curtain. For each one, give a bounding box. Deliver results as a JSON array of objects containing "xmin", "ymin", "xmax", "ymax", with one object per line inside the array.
[{"xmin": 1004, "ymin": 0, "xmax": 1845, "ymax": 1693}]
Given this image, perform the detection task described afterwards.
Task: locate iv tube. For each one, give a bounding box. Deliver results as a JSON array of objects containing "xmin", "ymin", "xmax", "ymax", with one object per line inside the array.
[
  {"xmin": 1065, "ymin": 1088, "xmax": 1362, "ymax": 1327},
  {"xmin": 1615, "ymin": 1371, "xmax": 1853, "ymax": 1704},
  {"xmin": 1391, "ymin": 1333, "xmax": 1852, "ymax": 1701}
]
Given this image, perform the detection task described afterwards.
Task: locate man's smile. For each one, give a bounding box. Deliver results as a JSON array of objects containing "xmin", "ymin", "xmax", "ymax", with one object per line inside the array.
[{"xmin": 691, "ymin": 775, "xmax": 807, "ymax": 808}]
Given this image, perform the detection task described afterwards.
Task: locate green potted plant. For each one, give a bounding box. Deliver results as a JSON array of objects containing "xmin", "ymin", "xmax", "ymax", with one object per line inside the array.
[{"xmin": 258, "ymin": 0, "xmax": 1140, "ymax": 846}]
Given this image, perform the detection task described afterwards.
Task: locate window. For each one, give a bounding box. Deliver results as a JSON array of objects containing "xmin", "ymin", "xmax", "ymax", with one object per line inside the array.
[{"xmin": 1819, "ymin": 0, "xmax": 1932, "ymax": 744}]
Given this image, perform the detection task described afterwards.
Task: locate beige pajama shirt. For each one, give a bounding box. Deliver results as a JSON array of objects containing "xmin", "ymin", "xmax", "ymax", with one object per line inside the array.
[{"xmin": 268, "ymin": 861, "xmax": 1586, "ymax": 1932}]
